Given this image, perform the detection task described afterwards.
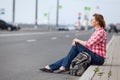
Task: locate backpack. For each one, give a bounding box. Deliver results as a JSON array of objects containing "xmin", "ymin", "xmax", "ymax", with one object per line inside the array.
[{"xmin": 69, "ymin": 52, "xmax": 91, "ymax": 76}]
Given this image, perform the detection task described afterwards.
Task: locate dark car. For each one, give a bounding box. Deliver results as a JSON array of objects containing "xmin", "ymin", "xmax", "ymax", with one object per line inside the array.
[
  {"xmin": 105, "ymin": 23, "xmax": 119, "ymax": 33},
  {"xmin": 0, "ymin": 20, "xmax": 20, "ymax": 31},
  {"xmin": 58, "ymin": 25, "xmax": 76, "ymax": 31},
  {"xmin": 80, "ymin": 25, "xmax": 93, "ymax": 30}
]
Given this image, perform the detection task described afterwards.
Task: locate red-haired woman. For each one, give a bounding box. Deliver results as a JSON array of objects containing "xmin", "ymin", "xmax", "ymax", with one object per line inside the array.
[{"xmin": 40, "ymin": 13, "xmax": 106, "ymax": 73}]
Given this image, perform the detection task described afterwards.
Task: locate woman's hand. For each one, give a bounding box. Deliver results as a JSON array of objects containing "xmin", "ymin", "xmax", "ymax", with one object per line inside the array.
[
  {"xmin": 72, "ymin": 38, "xmax": 80, "ymax": 46},
  {"xmin": 72, "ymin": 38, "xmax": 85, "ymax": 46},
  {"xmin": 72, "ymin": 41, "xmax": 76, "ymax": 46},
  {"xmin": 73, "ymin": 38, "xmax": 80, "ymax": 43}
]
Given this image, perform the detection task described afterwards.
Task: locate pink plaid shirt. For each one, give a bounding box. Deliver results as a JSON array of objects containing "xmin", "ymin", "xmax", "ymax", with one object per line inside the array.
[{"xmin": 84, "ymin": 28, "xmax": 106, "ymax": 58}]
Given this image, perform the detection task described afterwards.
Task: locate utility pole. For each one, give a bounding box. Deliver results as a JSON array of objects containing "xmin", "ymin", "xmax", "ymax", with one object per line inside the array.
[
  {"xmin": 56, "ymin": 0, "xmax": 59, "ymax": 27},
  {"xmin": 13, "ymin": 0, "xmax": 15, "ymax": 24},
  {"xmin": 84, "ymin": 6, "xmax": 91, "ymax": 31},
  {"xmin": 35, "ymin": 0, "xmax": 38, "ymax": 29}
]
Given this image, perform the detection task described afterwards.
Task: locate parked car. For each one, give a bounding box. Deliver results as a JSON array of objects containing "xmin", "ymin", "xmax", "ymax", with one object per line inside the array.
[
  {"xmin": 105, "ymin": 23, "xmax": 120, "ymax": 33},
  {"xmin": 58, "ymin": 25, "xmax": 76, "ymax": 31},
  {"xmin": 79, "ymin": 25, "xmax": 93, "ymax": 30},
  {"xmin": 0, "ymin": 20, "xmax": 20, "ymax": 31}
]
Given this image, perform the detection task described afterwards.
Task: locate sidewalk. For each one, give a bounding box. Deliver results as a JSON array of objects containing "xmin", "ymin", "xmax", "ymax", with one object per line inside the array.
[{"xmin": 79, "ymin": 35, "xmax": 120, "ymax": 80}]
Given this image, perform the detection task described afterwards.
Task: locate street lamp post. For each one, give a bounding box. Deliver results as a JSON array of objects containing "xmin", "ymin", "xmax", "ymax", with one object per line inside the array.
[
  {"xmin": 56, "ymin": 0, "xmax": 59, "ymax": 27},
  {"xmin": 13, "ymin": 0, "xmax": 15, "ymax": 24},
  {"xmin": 35, "ymin": 0, "xmax": 38, "ymax": 29},
  {"xmin": 84, "ymin": 6, "xmax": 91, "ymax": 31}
]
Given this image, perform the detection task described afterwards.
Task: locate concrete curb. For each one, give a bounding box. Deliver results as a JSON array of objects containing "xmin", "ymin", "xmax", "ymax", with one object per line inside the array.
[{"xmin": 78, "ymin": 35, "xmax": 115, "ymax": 80}]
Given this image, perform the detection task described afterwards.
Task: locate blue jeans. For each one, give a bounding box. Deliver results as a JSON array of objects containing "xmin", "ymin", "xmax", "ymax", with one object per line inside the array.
[{"xmin": 49, "ymin": 43, "xmax": 104, "ymax": 70}]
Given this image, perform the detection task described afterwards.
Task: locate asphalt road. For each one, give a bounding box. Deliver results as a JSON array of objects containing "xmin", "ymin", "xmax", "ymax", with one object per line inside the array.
[{"xmin": 0, "ymin": 30, "xmax": 116, "ymax": 80}]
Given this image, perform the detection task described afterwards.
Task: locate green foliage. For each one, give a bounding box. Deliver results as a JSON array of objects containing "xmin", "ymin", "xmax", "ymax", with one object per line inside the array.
[
  {"xmin": 58, "ymin": 5, "xmax": 62, "ymax": 9},
  {"xmin": 94, "ymin": 67, "xmax": 99, "ymax": 73},
  {"xmin": 84, "ymin": 6, "xmax": 91, "ymax": 11},
  {"xmin": 44, "ymin": 13, "xmax": 48, "ymax": 17},
  {"xmin": 108, "ymin": 70, "xmax": 112, "ymax": 79},
  {"xmin": 98, "ymin": 72, "xmax": 105, "ymax": 76}
]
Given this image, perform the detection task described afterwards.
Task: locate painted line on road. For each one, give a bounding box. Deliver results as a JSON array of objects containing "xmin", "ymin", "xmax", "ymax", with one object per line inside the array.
[
  {"xmin": 26, "ymin": 39, "xmax": 36, "ymax": 42},
  {"xmin": 0, "ymin": 32, "xmax": 46, "ymax": 37},
  {"xmin": 0, "ymin": 31, "xmax": 91, "ymax": 37},
  {"xmin": 0, "ymin": 32, "xmax": 68, "ymax": 37},
  {"xmin": 51, "ymin": 37, "xmax": 57, "ymax": 40}
]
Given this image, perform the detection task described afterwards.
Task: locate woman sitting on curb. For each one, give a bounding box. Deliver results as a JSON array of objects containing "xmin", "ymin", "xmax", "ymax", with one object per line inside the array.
[{"xmin": 40, "ymin": 13, "xmax": 107, "ymax": 73}]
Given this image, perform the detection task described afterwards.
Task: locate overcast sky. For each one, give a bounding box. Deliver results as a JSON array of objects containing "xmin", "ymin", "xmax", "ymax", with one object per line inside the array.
[{"xmin": 0, "ymin": 0, "xmax": 120, "ymax": 25}]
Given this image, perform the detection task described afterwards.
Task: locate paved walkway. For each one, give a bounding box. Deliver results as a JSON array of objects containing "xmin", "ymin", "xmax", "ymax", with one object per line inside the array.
[
  {"xmin": 92, "ymin": 35, "xmax": 120, "ymax": 80},
  {"xmin": 79, "ymin": 35, "xmax": 120, "ymax": 80}
]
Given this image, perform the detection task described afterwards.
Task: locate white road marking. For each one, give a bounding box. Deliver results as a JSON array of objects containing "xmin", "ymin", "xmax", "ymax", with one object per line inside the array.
[
  {"xmin": 0, "ymin": 32, "xmax": 45, "ymax": 37},
  {"xmin": 51, "ymin": 37, "xmax": 57, "ymax": 40},
  {"xmin": 0, "ymin": 31, "xmax": 90, "ymax": 37},
  {"xmin": 26, "ymin": 39, "xmax": 36, "ymax": 42}
]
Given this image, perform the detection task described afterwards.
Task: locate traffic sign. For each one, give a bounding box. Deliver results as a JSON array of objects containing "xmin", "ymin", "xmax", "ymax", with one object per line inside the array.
[
  {"xmin": 78, "ymin": 16, "xmax": 81, "ymax": 20},
  {"xmin": 0, "ymin": 8, "xmax": 5, "ymax": 15},
  {"xmin": 84, "ymin": 6, "xmax": 91, "ymax": 11}
]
